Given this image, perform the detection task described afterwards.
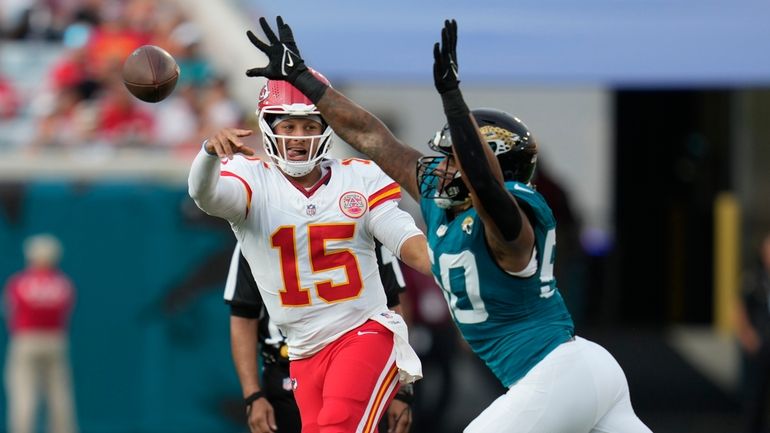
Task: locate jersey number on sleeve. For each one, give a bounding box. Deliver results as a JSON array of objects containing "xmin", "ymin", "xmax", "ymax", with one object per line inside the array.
[
  {"xmin": 272, "ymin": 224, "xmax": 363, "ymax": 306},
  {"xmin": 539, "ymin": 229, "xmax": 556, "ymax": 299}
]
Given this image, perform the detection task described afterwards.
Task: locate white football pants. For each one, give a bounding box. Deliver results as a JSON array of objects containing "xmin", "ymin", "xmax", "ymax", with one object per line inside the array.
[{"xmin": 464, "ymin": 336, "xmax": 652, "ymax": 433}]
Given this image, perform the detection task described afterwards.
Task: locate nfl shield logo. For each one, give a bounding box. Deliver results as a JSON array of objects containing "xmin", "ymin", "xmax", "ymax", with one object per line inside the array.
[{"xmin": 306, "ymin": 204, "xmax": 316, "ymax": 216}]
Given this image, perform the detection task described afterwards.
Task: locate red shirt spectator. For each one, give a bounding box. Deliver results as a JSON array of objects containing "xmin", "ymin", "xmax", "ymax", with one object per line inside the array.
[
  {"xmin": 2, "ymin": 233, "xmax": 78, "ymax": 433},
  {"xmin": 96, "ymin": 78, "xmax": 155, "ymax": 145},
  {"xmin": 86, "ymin": 21, "xmax": 149, "ymax": 81},
  {"xmin": 0, "ymin": 75, "xmax": 21, "ymax": 119},
  {"xmin": 4, "ymin": 268, "xmax": 75, "ymax": 334},
  {"xmin": 3, "ymin": 234, "xmax": 75, "ymax": 335}
]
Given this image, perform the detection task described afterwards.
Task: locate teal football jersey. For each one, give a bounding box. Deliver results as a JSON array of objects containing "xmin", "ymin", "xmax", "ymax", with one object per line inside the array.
[{"xmin": 420, "ymin": 180, "xmax": 574, "ymax": 387}]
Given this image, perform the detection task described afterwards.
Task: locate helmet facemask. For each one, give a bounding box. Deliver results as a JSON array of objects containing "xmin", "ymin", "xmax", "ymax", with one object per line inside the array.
[
  {"xmin": 258, "ymin": 105, "xmax": 333, "ymax": 178},
  {"xmin": 417, "ymin": 125, "xmax": 471, "ymax": 208},
  {"xmin": 417, "ymin": 155, "xmax": 470, "ymax": 209},
  {"xmin": 256, "ymin": 73, "xmax": 334, "ymax": 178},
  {"xmin": 417, "ymin": 108, "xmax": 538, "ymax": 208}
]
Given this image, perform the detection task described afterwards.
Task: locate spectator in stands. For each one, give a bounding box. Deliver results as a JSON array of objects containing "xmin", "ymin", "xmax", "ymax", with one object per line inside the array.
[
  {"xmin": 153, "ymin": 83, "xmax": 200, "ymax": 150},
  {"xmin": 84, "ymin": 2, "xmax": 150, "ymax": 83},
  {"xmin": 49, "ymin": 22, "xmax": 100, "ymax": 100},
  {"xmin": 27, "ymin": 21, "xmax": 98, "ymax": 151},
  {"xmin": 1, "ymin": 0, "xmax": 58, "ymax": 40},
  {"xmin": 29, "ymin": 86, "xmax": 92, "ymax": 151},
  {"xmin": 201, "ymin": 77, "xmax": 241, "ymax": 134},
  {"xmin": 94, "ymin": 73, "xmax": 154, "ymax": 147},
  {"xmin": 2, "ymin": 234, "xmax": 78, "ymax": 433},
  {"xmin": 9, "ymin": 0, "xmax": 239, "ymax": 154},
  {"xmin": 735, "ymin": 233, "xmax": 770, "ymax": 433},
  {"xmin": 168, "ymin": 20, "xmax": 212, "ymax": 88},
  {"xmin": 0, "ymin": 72, "xmax": 20, "ymax": 118}
]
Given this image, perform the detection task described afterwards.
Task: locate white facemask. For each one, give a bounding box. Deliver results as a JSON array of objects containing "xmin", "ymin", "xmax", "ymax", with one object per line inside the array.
[{"xmin": 258, "ymin": 106, "xmax": 333, "ymax": 178}]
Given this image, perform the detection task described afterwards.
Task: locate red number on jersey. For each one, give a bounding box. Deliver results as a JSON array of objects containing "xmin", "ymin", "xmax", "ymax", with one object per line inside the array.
[
  {"xmin": 272, "ymin": 226, "xmax": 311, "ymax": 306},
  {"xmin": 309, "ymin": 224, "xmax": 363, "ymax": 302},
  {"xmin": 271, "ymin": 223, "xmax": 364, "ymax": 306}
]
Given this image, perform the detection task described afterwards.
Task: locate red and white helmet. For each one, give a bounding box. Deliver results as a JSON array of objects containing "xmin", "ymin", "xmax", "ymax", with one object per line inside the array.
[{"xmin": 256, "ymin": 69, "xmax": 333, "ymax": 177}]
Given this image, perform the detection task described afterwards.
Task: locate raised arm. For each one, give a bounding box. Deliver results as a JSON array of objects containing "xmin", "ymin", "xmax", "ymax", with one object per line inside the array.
[
  {"xmin": 433, "ymin": 20, "xmax": 534, "ymax": 269},
  {"xmin": 188, "ymin": 128, "xmax": 257, "ymax": 223},
  {"xmin": 243, "ymin": 16, "xmax": 424, "ymax": 201},
  {"xmin": 315, "ymin": 89, "xmax": 423, "ymax": 201}
]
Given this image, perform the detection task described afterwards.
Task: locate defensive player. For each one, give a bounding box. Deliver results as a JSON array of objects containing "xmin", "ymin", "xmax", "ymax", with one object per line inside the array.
[
  {"xmin": 225, "ymin": 240, "xmax": 413, "ymax": 433},
  {"xmin": 188, "ymin": 24, "xmax": 428, "ymax": 430},
  {"xmin": 244, "ymin": 17, "xmax": 652, "ymax": 433}
]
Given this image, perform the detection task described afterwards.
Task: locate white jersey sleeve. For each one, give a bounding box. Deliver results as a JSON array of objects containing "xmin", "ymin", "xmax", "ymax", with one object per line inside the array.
[
  {"xmin": 347, "ymin": 158, "xmax": 422, "ymax": 258},
  {"xmin": 368, "ymin": 202, "xmax": 423, "ymax": 260},
  {"xmin": 188, "ymin": 148, "xmax": 263, "ymax": 225}
]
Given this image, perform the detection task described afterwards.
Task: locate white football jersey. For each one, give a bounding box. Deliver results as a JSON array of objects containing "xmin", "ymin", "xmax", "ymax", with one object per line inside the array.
[{"xmin": 219, "ymin": 156, "xmax": 402, "ymax": 359}]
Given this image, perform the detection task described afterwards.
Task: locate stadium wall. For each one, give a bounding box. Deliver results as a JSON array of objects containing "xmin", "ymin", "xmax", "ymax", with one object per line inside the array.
[{"xmin": 0, "ymin": 180, "xmax": 240, "ymax": 433}]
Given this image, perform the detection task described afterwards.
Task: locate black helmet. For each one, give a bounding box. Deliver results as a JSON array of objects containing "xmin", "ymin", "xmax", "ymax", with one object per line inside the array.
[
  {"xmin": 472, "ymin": 108, "xmax": 537, "ymax": 183},
  {"xmin": 428, "ymin": 108, "xmax": 538, "ymax": 184},
  {"xmin": 417, "ymin": 108, "xmax": 539, "ymax": 207}
]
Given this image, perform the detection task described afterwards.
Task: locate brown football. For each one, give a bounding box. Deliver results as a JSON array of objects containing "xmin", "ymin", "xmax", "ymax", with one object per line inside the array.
[{"xmin": 122, "ymin": 45, "xmax": 180, "ymax": 103}]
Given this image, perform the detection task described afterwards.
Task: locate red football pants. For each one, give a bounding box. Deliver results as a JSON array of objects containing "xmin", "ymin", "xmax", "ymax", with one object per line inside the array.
[{"xmin": 290, "ymin": 320, "xmax": 400, "ymax": 433}]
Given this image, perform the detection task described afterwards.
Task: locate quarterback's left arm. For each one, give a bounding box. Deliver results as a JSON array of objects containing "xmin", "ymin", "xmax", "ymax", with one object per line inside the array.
[
  {"xmin": 188, "ymin": 145, "xmax": 249, "ymax": 224},
  {"xmin": 433, "ymin": 20, "xmax": 534, "ymax": 271},
  {"xmin": 367, "ymin": 202, "xmax": 431, "ymax": 276}
]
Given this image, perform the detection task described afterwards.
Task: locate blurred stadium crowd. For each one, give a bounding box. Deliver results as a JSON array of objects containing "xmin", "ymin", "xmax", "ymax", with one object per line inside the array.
[{"xmin": 0, "ymin": 0, "xmax": 243, "ymax": 155}]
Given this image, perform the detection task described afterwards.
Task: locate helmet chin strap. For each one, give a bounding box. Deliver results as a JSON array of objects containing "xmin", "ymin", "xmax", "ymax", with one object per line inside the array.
[
  {"xmin": 277, "ymin": 159, "xmax": 315, "ymax": 177},
  {"xmin": 435, "ymin": 196, "xmax": 454, "ymax": 209},
  {"xmin": 434, "ymin": 171, "xmax": 470, "ymax": 208}
]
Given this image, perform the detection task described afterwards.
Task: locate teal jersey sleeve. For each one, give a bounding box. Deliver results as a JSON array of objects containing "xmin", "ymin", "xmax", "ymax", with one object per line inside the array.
[{"xmin": 420, "ymin": 181, "xmax": 574, "ymax": 387}]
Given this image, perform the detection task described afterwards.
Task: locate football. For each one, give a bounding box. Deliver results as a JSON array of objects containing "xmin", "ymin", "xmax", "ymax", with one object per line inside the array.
[{"xmin": 122, "ymin": 45, "xmax": 180, "ymax": 103}]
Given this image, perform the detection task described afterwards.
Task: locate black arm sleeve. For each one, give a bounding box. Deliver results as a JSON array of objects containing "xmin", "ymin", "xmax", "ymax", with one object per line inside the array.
[
  {"xmin": 441, "ymin": 89, "xmax": 523, "ymax": 241},
  {"xmin": 230, "ymin": 304, "xmax": 261, "ymax": 319},
  {"xmin": 292, "ymin": 69, "xmax": 329, "ymax": 105},
  {"xmin": 227, "ymin": 253, "xmax": 264, "ymax": 318},
  {"xmin": 375, "ymin": 239, "xmax": 405, "ymax": 308}
]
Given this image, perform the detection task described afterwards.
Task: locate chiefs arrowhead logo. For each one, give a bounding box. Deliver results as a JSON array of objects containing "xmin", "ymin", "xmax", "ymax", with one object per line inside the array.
[{"xmin": 258, "ymin": 84, "xmax": 270, "ymax": 103}]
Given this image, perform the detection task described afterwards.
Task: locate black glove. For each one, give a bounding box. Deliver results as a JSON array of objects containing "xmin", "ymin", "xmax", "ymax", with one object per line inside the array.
[
  {"xmin": 275, "ymin": 15, "xmax": 300, "ymax": 57},
  {"xmin": 245, "ymin": 16, "xmax": 308, "ymax": 82},
  {"xmin": 433, "ymin": 19, "xmax": 459, "ymax": 95},
  {"xmin": 245, "ymin": 16, "xmax": 329, "ymax": 104}
]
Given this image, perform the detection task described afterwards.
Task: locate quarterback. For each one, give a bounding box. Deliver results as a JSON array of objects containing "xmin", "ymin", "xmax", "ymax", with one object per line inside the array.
[{"xmin": 188, "ymin": 56, "xmax": 428, "ymax": 433}]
